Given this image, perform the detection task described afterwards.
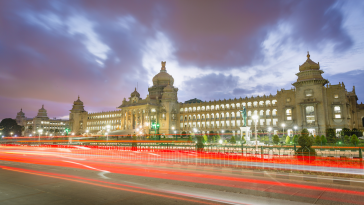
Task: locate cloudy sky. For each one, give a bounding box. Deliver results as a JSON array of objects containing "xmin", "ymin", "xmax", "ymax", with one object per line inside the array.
[{"xmin": 0, "ymin": 0, "xmax": 363, "ymax": 120}]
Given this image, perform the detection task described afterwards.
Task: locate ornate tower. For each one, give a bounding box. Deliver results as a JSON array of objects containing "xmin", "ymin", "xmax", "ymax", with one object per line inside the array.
[
  {"xmin": 69, "ymin": 96, "xmax": 87, "ymax": 134},
  {"xmin": 293, "ymin": 52, "xmax": 329, "ymax": 134}
]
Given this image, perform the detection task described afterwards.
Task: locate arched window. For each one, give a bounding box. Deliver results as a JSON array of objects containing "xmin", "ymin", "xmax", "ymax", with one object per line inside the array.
[
  {"xmin": 266, "ymin": 109, "xmax": 270, "ymax": 116},
  {"xmin": 216, "ymin": 113, "xmax": 219, "ymax": 118},
  {"xmin": 248, "ymin": 111, "xmax": 252, "ymax": 116},
  {"xmin": 260, "ymin": 110, "xmax": 264, "ymax": 116}
]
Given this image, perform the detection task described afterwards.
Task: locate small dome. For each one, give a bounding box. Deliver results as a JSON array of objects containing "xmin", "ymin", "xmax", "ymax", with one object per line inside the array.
[
  {"xmin": 36, "ymin": 105, "xmax": 48, "ymax": 118},
  {"xmin": 73, "ymin": 96, "xmax": 83, "ymax": 105},
  {"xmin": 299, "ymin": 52, "xmax": 320, "ymax": 71},
  {"xmin": 131, "ymin": 87, "xmax": 140, "ymax": 98},
  {"xmin": 152, "ymin": 61, "xmax": 174, "ymax": 86},
  {"xmin": 16, "ymin": 108, "xmax": 25, "ymax": 118}
]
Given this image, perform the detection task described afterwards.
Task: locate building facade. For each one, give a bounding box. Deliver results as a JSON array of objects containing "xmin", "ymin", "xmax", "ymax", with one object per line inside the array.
[
  {"xmin": 16, "ymin": 53, "xmax": 364, "ymax": 137},
  {"xmin": 16, "ymin": 105, "xmax": 69, "ymax": 136}
]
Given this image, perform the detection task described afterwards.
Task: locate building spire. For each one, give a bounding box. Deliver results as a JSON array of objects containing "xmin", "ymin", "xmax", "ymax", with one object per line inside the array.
[
  {"xmin": 42, "ymin": 104, "xmax": 44, "ymax": 109},
  {"xmin": 307, "ymin": 51, "xmax": 310, "ymax": 59},
  {"xmin": 161, "ymin": 61, "xmax": 166, "ymax": 71}
]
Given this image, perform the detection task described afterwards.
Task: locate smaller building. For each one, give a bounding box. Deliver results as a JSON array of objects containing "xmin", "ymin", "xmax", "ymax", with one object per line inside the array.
[{"xmin": 16, "ymin": 105, "xmax": 69, "ymax": 136}]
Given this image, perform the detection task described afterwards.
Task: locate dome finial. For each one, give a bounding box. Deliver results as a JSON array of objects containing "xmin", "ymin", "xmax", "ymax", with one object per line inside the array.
[
  {"xmin": 21, "ymin": 108, "xmax": 22, "ymax": 112},
  {"xmin": 307, "ymin": 51, "xmax": 310, "ymax": 59},
  {"xmin": 78, "ymin": 95, "xmax": 80, "ymax": 100},
  {"xmin": 135, "ymin": 87, "xmax": 137, "ymax": 91},
  {"xmin": 42, "ymin": 104, "xmax": 44, "ymax": 109},
  {"xmin": 161, "ymin": 61, "xmax": 166, "ymax": 71}
]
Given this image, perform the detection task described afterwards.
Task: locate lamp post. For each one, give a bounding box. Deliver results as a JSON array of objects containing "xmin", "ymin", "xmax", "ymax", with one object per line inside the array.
[
  {"xmin": 10, "ymin": 132, "xmax": 13, "ymax": 137},
  {"xmin": 106, "ymin": 125, "xmax": 111, "ymax": 141},
  {"xmin": 268, "ymin": 127, "xmax": 272, "ymax": 145},
  {"xmin": 69, "ymin": 132, "xmax": 74, "ymax": 144},
  {"xmin": 86, "ymin": 130, "xmax": 89, "ymax": 136},
  {"xmin": 294, "ymin": 126, "xmax": 297, "ymax": 135},
  {"xmin": 37, "ymin": 129, "xmax": 43, "ymax": 143},
  {"xmin": 172, "ymin": 127, "xmax": 176, "ymax": 141},
  {"xmin": 252, "ymin": 115, "xmax": 259, "ymax": 152}
]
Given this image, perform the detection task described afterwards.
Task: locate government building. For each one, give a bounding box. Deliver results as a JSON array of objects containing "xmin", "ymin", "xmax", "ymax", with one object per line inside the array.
[{"xmin": 17, "ymin": 53, "xmax": 364, "ymax": 137}]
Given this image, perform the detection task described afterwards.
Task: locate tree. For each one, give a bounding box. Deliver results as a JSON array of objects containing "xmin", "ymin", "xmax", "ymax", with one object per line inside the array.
[
  {"xmin": 211, "ymin": 135, "xmax": 215, "ymax": 143},
  {"xmin": 285, "ymin": 135, "xmax": 291, "ymax": 144},
  {"xmin": 273, "ymin": 135, "xmax": 279, "ymax": 145},
  {"xmin": 326, "ymin": 128, "xmax": 337, "ymax": 143},
  {"xmin": 293, "ymin": 135, "xmax": 299, "ymax": 144},
  {"xmin": 351, "ymin": 134, "xmax": 359, "ymax": 146},
  {"xmin": 315, "ymin": 135, "xmax": 321, "ymax": 145},
  {"xmin": 263, "ymin": 136, "xmax": 269, "ymax": 144},
  {"xmin": 296, "ymin": 128, "xmax": 316, "ymax": 156},
  {"xmin": 230, "ymin": 136, "xmax": 236, "ymax": 144},
  {"xmin": 320, "ymin": 135, "xmax": 327, "ymax": 145},
  {"xmin": 0, "ymin": 118, "xmax": 22, "ymax": 136}
]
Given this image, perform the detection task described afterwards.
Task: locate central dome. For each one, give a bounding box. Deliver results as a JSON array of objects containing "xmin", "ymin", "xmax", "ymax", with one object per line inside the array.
[{"xmin": 152, "ymin": 61, "xmax": 174, "ymax": 86}]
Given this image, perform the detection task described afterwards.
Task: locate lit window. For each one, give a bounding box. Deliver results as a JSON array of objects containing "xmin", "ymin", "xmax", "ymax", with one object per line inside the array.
[
  {"xmin": 334, "ymin": 94, "xmax": 339, "ymax": 99},
  {"xmin": 335, "ymin": 114, "xmax": 341, "ymax": 119},
  {"xmin": 287, "ymin": 116, "xmax": 292, "ymax": 120},
  {"xmin": 286, "ymin": 98, "xmax": 291, "ymax": 103}
]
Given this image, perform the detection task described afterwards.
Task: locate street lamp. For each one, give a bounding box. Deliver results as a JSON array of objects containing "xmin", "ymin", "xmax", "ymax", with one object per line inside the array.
[
  {"xmin": 252, "ymin": 115, "xmax": 259, "ymax": 152},
  {"xmin": 86, "ymin": 130, "xmax": 89, "ymax": 135},
  {"xmin": 294, "ymin": 126, "xmax": 297, "ymax": 135},
  {"xmin": 172, "ymin": 127, "xmax": 176, "ymax": 141},
  {"xmin": 268, "ymin": 127, "xmax": 272, "ymax": 144},
  {"xmin": 10, "ymin": 132, "xmax": 13, "ymax": 137},
  {"xmin": 38, "ymin": 129, "xmax": 43, "ymax": 142},
  {"xmin": 281, "ymin": 123, "xmax": 285, "ymax": 137}
]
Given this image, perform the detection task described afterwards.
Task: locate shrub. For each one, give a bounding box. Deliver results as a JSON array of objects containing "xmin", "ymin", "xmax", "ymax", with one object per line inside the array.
[
  {"xmin": 215, "ymin": 135, "xmax": 221, "ymax": 143},
  {"xmin": 188, "ymin": 135, "xmax": 192, "ymax": 143},
  {"xmin": 351, "ymin": 134, "xmax": 359, "ymax": 146},
  {"xmin": 315, "ymin": 135, "xmax": 321, "ymax": 145},
  {"xmin": 181, "ymin": 131, "xmax": 187, "ymax": 138},
  {"xmin": 321, "ymin": 135, "xmax": 327, "ymax": 145},
  {"xmin": 326, "ymin": 128, "xmax": 336, "ymax": 143},
  {"xmin": 344, "ymin": 135, "xmax": 350, "ymax": 144},
  {"xmin": 293, "ymin": 135, "xmax": 299, "ymax": 144},
  {"xmin": 296, "ymin": 128, "xmax": 316, "ymax": 156},
  {"xmin": 263, "ymin": 136, "xmax": 269, "ymax": 144},
  {"xmin": 273, "ymin": 135, "xmax": 279, "ymax": 145},
  {"xmin": 285, "ymin": 135, "xmax": 291, "ymax": 144},
  {"xmin": 203, "ymin": 135, "xmax": 208, "ymax": 143},
  {"xmin": 211, "ymin": 135, "xmax": 215, "ymax": 143},
  {"xmin": 241, "ymin": 135, "xmax": 246, "ymax": 144},
  {"xmin": 230, "ymin": 136, "xmax": 236, "ymax": 144}
]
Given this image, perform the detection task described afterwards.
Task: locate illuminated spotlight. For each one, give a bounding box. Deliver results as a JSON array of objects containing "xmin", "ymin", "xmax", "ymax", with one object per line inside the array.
[
  {"xmin": 29, "ymin": 134, "xmax": 32, "ymax": 137},
  {"xmin": 14, "ymin": 135, "xmax": 17, "ymax": 137},
  {"xmin": 219, "ymin": 139, "xmax": 223, "ymax": 144}
]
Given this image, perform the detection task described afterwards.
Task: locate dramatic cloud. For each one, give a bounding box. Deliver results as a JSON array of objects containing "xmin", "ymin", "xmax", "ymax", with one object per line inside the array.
[{"xmin": 0, "ymin": 0, "xmax": 363, "ymax": 120}]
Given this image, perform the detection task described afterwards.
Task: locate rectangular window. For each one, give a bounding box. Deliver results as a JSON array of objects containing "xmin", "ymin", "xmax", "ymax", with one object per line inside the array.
[
  {"xmin": 335, "ymin": 114, "xmax": 341, "ymax": 119},
  {"xmin": 287, "ymin": 116, "xmax": 292, "ymax": 120},
  {"xmin": 286, "ymin": 98, "xmax": 291, "ymax": 103},
  {"xmin": 334, "ymin": 94, "xmax": 339, "ymax": 98},
  {"xmin": 305, "ymin": 89, "xmax": 313, "ymax": 97}
]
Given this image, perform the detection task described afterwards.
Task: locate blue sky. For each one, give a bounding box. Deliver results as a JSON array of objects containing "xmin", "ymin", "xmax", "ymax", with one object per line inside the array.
[{"xmin": 0, "ymin": 0, "xmax": 363, "ymax": 120}]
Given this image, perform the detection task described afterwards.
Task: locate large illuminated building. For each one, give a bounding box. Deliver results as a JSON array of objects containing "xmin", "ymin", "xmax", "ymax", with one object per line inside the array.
[{"xmin": 17, "ymin": 54, "xmax": 364, "ymax": 137}]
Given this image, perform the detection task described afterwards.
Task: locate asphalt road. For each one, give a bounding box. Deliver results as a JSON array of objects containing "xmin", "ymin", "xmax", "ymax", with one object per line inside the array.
[{"xmin": 1, "ymin": 146, "xmax": 364, "ymax": 205}]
